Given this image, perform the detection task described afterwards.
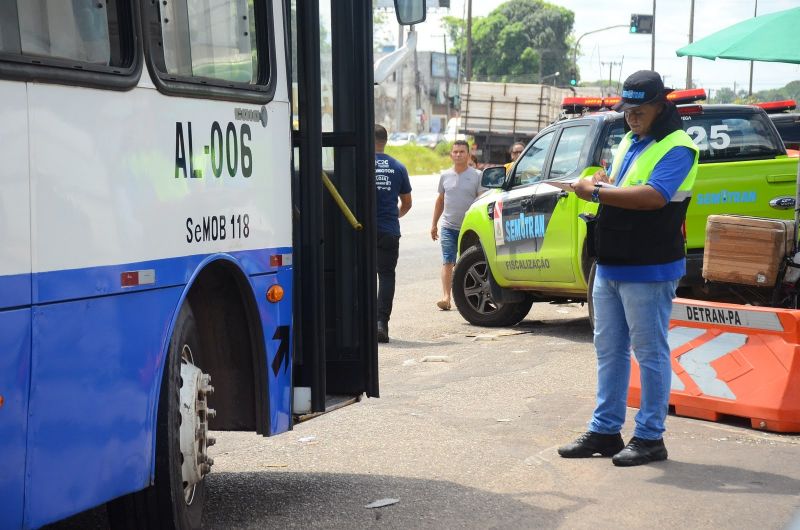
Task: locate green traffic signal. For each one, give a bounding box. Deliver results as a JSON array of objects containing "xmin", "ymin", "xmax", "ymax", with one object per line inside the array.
[
  {"xmin": 630, "ymin": 25, "xmax": 637, "ymax": 33},
  {"xmin": 570, "ymin": 79, "xmax": 577, "ymax": 86}
]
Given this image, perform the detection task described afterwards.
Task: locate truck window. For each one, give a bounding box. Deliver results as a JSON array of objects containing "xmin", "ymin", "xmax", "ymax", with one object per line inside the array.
[
  {"xmin": 512, "ymin": 130, "xmax": 555, "ymax": 186},
  {"xmin": 682, "ymin": 113, "xmax": 783, "ymax": 162},
  {"xmin": 599, "ymin": 121, "xmax": 625, "ymax": 168},
  {"xmin": 550, "ymin": 125, "xmax": 591, "ymax": 177}
]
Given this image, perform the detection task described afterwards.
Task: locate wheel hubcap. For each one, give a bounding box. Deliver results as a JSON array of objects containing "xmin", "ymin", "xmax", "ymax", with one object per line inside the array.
[
  {"xmin": 462, "ymin": 259, "xmax": 501, "ymax": 315},
  {"xmin": 179, "ymin": 345, "xmax": 216, "ymax": 505}
]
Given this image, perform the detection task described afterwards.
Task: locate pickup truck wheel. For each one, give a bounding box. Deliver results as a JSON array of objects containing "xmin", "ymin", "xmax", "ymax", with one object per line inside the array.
[
  {"xmin": 587, "ymin": 262, "xmax": 596, "ymax": 331},
  {"xmin": 108, "ymin": 304, "xmax": 209, "ymax": 529},
  {"xmin": 453, "ymin": 246, "xmax": 533, "ymax": 327}
]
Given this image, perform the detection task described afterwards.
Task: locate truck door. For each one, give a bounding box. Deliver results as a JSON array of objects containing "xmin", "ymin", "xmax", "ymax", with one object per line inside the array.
[
  {"xmin": 0, "ymin": 74, "xmax": 31, "ymax": 529},
  {"xmin": 291, "ymin": 0, "xmax": 378, "ymax": 413},
  {"xmin": 536, "ymin": 123, "xmax": 593, "ymax": 284},
  {"xmin": 495, "ymin": 130, "xmax": 556, "ymax": 282}
]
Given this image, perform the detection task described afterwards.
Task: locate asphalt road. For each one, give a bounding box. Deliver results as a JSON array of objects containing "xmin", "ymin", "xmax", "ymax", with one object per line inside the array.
[{"xmin": 51, "ymin": 174, "xmax": 800, "ymax": 529}]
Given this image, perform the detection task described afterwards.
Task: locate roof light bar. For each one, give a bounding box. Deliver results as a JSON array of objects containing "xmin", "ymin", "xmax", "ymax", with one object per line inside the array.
[
  {"xmin": 667, "ymin": 88, "xmax": 707, "ymax": 104},
  {"xmin": 561, "ymin": 88, "xmax": 707, "ymax": 113},
  {"xmin": 756, "ymin": 99, "xmax": 797, "ymax": 113}
]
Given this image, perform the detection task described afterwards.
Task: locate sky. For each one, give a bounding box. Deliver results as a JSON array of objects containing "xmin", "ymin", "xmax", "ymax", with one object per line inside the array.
[{"xmin": 377, "ymin": 0, "xmax": 800, "ymax": 93}]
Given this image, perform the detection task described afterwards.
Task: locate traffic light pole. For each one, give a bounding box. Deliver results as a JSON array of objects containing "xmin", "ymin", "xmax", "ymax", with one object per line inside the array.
[
  {"xmin": 572, "ymin": 24, "xmax": 628, "ymax": 86},
  {"xmin": 650, "ymin": 0, "xmax": 656, "ymax": 70}
]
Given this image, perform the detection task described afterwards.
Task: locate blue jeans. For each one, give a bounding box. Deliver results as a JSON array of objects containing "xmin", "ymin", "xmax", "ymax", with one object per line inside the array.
[
  {"xmin": 589, "ymin": 275, "xmax": 678, "ymax": 440},
  {"xmin": 440, "ymin": 227, "xmax": 459, "ymax": 264}
]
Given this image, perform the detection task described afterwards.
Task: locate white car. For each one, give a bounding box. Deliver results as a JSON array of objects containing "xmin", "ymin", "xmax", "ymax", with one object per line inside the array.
[{"xmin": 387, "ymin": 131, "xmax": 417, "ymax": 146}]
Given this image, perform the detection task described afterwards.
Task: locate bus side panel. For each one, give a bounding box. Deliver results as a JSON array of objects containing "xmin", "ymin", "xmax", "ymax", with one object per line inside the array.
[
  {"xmin": 0, "ymin": 80, "xmax": 31, "ymax": 308},
  {"xmin": 24, "ymin": 287, "xmax": 183, "ymax": 529},
  {"xmin": 0, "ymin": 309, "xmax": 31, "ymax": 530},
  {"xmin": 251, "ymin": 268, "xmax": 293, "ymax": 434}
]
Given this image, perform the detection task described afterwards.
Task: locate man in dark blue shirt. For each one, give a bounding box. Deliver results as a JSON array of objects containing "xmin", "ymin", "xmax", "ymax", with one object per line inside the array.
[{"xmin": 375, "ymin": 124, "xmax": 412, "ymax": 343}]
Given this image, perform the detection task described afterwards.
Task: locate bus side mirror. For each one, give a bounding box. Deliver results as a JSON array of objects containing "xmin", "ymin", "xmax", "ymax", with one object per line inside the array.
[
  {"xmin": 481, "ymin": 166, "xmax": 507, "ymax": 189},
  {"xmin": 394, "ymin": 0, "xmax": 426, "ymax": 25}
]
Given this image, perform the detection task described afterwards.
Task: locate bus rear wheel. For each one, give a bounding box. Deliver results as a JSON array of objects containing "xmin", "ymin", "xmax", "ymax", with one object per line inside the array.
[
  {"xmin": 108, "ymin": 304, "xmax": 213, "ymax": 529},
  {"xmin": 453, "ymin": 246, "xmax": 533, "ymax": 327}
]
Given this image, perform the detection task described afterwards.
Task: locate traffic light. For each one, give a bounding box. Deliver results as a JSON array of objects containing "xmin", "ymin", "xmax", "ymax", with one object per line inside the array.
[
  {"xmin": 630, "ymin": 14, "xmax": 654, "ymax": 34},
  {"xmin": 569, "ymin": 69, "xmax": 577, "ymax": 86}
]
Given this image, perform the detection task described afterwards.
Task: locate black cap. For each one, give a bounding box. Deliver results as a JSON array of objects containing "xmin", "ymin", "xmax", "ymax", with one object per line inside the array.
[{"xmin": 612, "ymin": 70, "xmax": 673, "ymax": 111}]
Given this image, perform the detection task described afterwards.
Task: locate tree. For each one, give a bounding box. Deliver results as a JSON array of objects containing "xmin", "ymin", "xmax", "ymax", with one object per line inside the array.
[{"xmin": 443, "ymin": 0, "xmax": 575, "ymax": 84}]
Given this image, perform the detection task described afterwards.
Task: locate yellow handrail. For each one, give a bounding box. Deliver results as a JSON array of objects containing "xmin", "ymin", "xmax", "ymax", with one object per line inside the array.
[{"xmin": 321, "ymin": 170, "xmax": 363, "ymax": 231}]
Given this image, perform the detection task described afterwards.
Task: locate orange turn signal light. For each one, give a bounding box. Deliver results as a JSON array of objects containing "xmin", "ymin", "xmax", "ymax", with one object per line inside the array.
[{"xmin": 267, "ymin": 284, "xmax": 284, "ymax": 303}]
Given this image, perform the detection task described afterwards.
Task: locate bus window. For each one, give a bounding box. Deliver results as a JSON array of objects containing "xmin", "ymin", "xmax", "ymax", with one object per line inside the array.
[
  {"xmin": 159, "ymin": 0, "xmax": 259, "ymax": 84},
  {"xmin": 15, "ymin": 0, "xmax": 114, "ymax": 65}
]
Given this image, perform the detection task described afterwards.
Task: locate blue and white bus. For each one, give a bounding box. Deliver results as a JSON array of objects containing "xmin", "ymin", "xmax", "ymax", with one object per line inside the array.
[{"xmin": 0, "ymin": 1, "xmax": 424, "ymax": 527}]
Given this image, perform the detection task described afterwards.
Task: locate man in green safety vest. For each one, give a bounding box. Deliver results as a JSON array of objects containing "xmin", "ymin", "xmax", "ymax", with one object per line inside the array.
[{"xmin": 559, "ymin": 71, "xmax": 699, "ymax": 467}]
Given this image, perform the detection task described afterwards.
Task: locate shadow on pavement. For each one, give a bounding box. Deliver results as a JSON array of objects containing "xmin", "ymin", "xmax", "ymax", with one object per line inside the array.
[
  {"xmin": 46, "ymin": 471, "xmax": 586, "ymax": 529},
  {"xmin": 648, "ymin": 460, "xmax": 800, "ymax": 496},
  {"xmin": 515, "ymin": 317, "xmax": 594, "ymax": 344},
  {"xmin": 201, "ymin": 471, "xmax": 584, "ymax": 529},
  {"xmin": 381, "ymin": 338, "xmax": 460, "ymax": 349}
]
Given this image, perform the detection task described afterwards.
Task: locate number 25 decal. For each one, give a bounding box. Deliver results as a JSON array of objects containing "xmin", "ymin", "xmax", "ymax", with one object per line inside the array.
[{"xmin": 687, "ymin": 124, "xmax": 731, "ymax": 150}]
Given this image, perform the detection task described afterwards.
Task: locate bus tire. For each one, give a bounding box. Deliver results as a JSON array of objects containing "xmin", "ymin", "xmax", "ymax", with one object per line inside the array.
[
  {"xmin": 587, "ymin": 262, "xmax": 597, "ymax": 332},
  {"xmin": 453, "ymin": 246, "xmax": 533, "ymax": 327},
  {"xmin": 108, "ymin": 304, "xmax": 206, "ymax": 530}
]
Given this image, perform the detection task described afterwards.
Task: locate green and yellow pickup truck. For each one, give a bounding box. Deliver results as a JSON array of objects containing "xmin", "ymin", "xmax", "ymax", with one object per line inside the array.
[{"xmin": 455, "ymin": 99, "xmax": 799, "ymax": 326}]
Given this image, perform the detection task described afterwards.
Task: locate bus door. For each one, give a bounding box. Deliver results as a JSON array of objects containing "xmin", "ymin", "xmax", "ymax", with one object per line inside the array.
[
  {"xmin": 0, "ymin": 74, "xmax": 31, "ymax": 528},
  {"xmin": 291, "ymin": 0, "xmax": 378, "ymax": 413},
  {"xmin": 290, "ymin": 0, "xmax": 424, "ymax": 413}
]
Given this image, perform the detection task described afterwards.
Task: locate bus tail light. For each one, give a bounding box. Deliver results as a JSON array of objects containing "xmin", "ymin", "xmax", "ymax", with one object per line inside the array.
[
  {"xmin": 120, "ymin": 269, "xmax": 156, "ymax": 287},
  {"xmin": 267, "ymin": 285, "xmax": 284, "ymax": 303},
  {"xmin": 269, "ymin": 253, "xmax": 293, "ymax": 267}
]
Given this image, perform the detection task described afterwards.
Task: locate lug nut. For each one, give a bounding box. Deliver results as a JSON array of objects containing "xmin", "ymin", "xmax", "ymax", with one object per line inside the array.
[{"xmin": 206, "ymin": 457, "xmax": 214, "ymax": 466}]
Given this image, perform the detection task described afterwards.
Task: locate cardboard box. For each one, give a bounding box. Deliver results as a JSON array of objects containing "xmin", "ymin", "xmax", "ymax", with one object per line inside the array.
[{"xmin": 703, "ymin": 215, "xmax": 795, "ymax": 287}]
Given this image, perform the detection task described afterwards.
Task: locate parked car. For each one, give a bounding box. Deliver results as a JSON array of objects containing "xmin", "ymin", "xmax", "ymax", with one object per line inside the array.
[
  {"xmin": 454, "ymin": 91, "xmax": 799, "ymax": 327},
  {"xmin": 387, "ymin": 131, "xmax": 417, "ymax": 146},
  {"xmin": 416, "ymin": 132, "xmax": 445, "ymax": 149}
]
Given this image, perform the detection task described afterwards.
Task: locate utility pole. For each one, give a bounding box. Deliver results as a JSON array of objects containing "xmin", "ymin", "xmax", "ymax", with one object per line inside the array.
[
  {"xmin": 443, "ymin": 34, "xmax": 451, "ymax": 127},
  {"xmin": 651, "ymin": 0, "xmax": 656, "ymax": 71},
  {"xmin": 686, "ymin": 0, "xmax": 695, "ymax": 88},
  {"xmin": 413, "ymin": 26, "xmax": 421, "ymax": 131},
  {"xmin": 395, "ymin": 25, "xmax": 404, "ymax": 131},
  {"xmin": 748, "ymin": 0, "xmax": 758, "ymax": 95},
  {"xmin": 601, "ymin": 61, "xmax": 622, "ymax": 95},
  {"xmin": 466, "ymin": 0, "xmax": 473, "ymax": 82}
]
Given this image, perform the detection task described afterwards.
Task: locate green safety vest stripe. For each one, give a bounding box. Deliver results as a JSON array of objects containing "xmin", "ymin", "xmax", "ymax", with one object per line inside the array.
[{"xmin": 609, "ymin": 130, "xmax": 699, "ymax": 194}]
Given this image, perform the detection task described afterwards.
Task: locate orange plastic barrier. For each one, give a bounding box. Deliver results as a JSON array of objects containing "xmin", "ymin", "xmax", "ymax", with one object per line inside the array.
[{"xmin": 628, "ymin": 298, "xmax": 800, "ymax": 432}]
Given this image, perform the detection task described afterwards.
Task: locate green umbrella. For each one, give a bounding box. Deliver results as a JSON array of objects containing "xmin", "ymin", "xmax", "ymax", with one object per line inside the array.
[{"xmin": 676, "ymin": 6, "xmax": 800, "ymax": 64}]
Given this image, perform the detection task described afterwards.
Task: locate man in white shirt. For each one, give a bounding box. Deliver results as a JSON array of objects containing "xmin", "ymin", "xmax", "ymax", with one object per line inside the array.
[{"xmin": 430, "ymin": 140, "xmax": 483, "ymax": 310}]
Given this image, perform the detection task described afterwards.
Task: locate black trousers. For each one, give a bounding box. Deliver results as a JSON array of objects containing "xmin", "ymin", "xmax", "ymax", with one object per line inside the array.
[{"xmin": 377, "ymin": 231, "xmax": 400, "ymax": 323}]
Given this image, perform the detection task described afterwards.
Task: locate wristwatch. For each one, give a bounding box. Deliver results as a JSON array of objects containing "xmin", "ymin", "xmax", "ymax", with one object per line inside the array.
[{"xmin": 591, "ymin": 184, "xmax": 602, "ymax": 203}]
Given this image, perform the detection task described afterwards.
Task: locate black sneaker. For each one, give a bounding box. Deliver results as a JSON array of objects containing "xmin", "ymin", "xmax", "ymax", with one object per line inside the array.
[
  {"xmin": 557, "ymin": 431, "xmax": 624, "ymax": 458},
  {"xmin": 612, "ymin": 437, "xmax": 668, "ymax": 467},
  {"xmin": 377, "ymin": 321, "xmax": 389, "ymax": 343}
]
